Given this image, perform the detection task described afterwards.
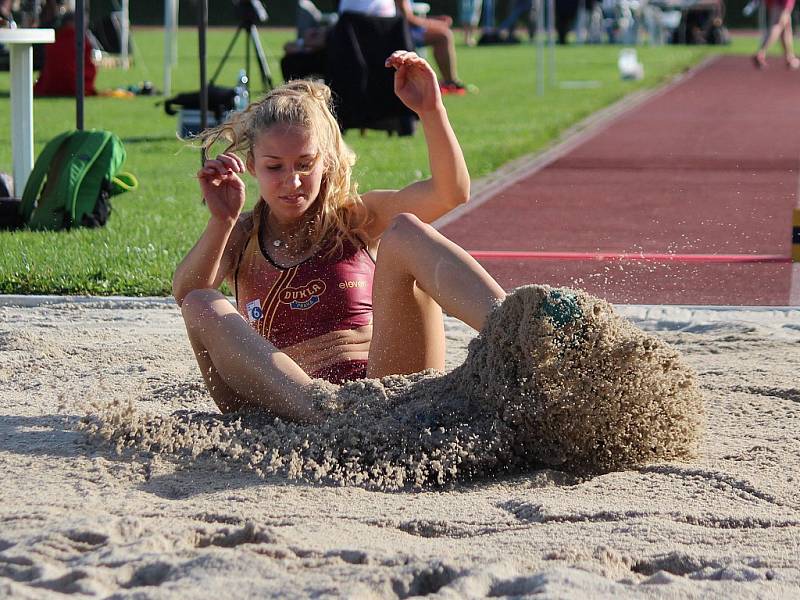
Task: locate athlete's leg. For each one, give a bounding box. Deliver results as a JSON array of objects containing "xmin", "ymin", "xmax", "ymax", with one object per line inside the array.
[
  {"xmin": 180, "ymin": 289, "xmax": 317, "ymax": 421},
  {"xmin": 368, "ymin": 213, "xmax": 506, "ymax": 378}
]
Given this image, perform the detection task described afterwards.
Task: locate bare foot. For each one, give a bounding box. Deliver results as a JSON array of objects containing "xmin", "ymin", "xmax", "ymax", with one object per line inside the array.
[
  {"xmin": 752, "ymin": 53, "xmax": 767, "ymax": 69},
  {"xmin": 786, "ymin": 55, "xmax": 800, "ymax": 70}
]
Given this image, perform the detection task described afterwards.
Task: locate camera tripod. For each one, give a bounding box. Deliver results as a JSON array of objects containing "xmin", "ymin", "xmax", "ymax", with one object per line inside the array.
[{"xmin": 210, "ymin": 21, "xmax": 274, "ymax": 91}]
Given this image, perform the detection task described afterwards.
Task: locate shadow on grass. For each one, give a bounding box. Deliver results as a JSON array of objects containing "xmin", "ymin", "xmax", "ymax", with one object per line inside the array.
[
  {"xmin": 121, "ymin": 135, "xmax": 180, "ymax": 144},
  {"xmin": 26, "ymin": 133, "xmax": 179, "ymax": 145}
]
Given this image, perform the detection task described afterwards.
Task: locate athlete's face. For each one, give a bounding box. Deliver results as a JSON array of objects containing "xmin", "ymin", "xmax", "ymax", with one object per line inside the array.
[{"xmin": 248, "ymin": 124, "xmax": 324, "ymax": 224}]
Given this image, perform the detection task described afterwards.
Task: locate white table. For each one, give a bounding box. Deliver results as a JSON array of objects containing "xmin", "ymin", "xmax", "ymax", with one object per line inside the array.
[{"xmin": 0, "ymin": 28, "xmax": 55, "ymax": 195}]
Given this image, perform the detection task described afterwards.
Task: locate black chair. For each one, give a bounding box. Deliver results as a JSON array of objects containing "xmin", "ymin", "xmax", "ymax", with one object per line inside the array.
[
  {"xmin": 280, "ymin": 45, "xmax": 328, "ymax": 82},
  {"xmin": 325, "ymin": 11, "xmax": 417, "ymax": 136}
]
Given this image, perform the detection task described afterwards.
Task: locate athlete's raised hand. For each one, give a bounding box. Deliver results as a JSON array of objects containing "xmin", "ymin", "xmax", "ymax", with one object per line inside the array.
[
  {"xmin": 197, "ymin": 152, "xmax": 247, "ymax": 223},
  {"xmin": 385, "ymin": 51, "xmax": 441, "ymax": 115}
]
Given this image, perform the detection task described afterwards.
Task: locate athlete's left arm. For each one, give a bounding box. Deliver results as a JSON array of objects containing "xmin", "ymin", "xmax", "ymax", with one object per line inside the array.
[{"xmin": 361, "ymin": 52, "xmax": 469, "ymax": 241}]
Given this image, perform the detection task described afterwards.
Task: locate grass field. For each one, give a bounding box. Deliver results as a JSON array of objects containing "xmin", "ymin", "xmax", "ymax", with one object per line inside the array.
[{"xmin": 0, "ymin": 29, "xmax": 755, "ymax": 296}]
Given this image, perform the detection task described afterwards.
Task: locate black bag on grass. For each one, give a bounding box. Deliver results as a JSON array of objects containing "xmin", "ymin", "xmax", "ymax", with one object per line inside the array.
[
  {"xmin": 0, "ymin": 172, "xmax": 23, "ymax": 230},
  {"xmin": 164, "ymin": 86, "xmax": 237, "ymax": 121}
]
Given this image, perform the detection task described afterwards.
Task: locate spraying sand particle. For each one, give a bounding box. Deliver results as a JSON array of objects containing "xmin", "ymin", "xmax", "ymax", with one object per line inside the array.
[{"xmin": 81, "ymin": 285, "xmax": 705, "ymax": 489}]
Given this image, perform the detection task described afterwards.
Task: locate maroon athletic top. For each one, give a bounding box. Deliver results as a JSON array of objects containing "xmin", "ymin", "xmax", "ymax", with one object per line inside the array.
[{"xmin": 234, "ymin": 231, "xmax": 375, "ymax": 383}]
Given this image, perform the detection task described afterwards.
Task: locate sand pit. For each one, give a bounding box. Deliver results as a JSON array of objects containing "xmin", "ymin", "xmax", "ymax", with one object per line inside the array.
[{"xmin": 1, "ymin": 292, "xmax": 799, "ymax": 597}]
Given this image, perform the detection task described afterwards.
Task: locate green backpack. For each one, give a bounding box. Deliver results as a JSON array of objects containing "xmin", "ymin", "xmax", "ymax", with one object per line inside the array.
[{"xmin": 19, "ymin": 129, "xmax": 137, "ymax": 231}]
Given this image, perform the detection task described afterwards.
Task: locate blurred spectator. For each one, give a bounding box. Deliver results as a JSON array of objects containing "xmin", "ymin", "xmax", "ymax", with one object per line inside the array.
[
  {"xmin": 487, "ymin": 0, "xmax": 577, "ymax": 45},
  {"xmin": 497, "ymin": 0, "xmax": 534, "ymax": 42},
  {"xmin": 459, "ymin": 0, "xmax": 483, "ymax": 45},
  {"xmin": 34, "ymin": 11, "xmax": 97, "ymax": 96},
  {"xmin": 339, "ymin": 0, "xmax": 470, "ymax": 94},
  {"xmin": 40, "ymin": 0, "xmax": 70, "ymax": 28},
  {"xmin": 0, "ymin": 0, "xmax": 16, "ymax": 28},
  {"xmin": 296, "ymin": 0, "xmax": 338, "ymax": 40},
  {"xmin": 753, "ymin": 0, "xmax": 799, "ymax": 68},
  {"xmin": 0, "ymin": 0, "xmax": 15, "ymax": 71},
  {"xmin": 555, "ymin": 0, "xmax": 579, "ymax": 43}
]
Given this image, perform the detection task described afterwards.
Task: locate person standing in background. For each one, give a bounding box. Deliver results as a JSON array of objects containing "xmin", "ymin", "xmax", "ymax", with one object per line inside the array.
[
  {"xmin": 753, "ymin": 0, "xmax": 799, "ymax": 69},
  {"xmin": 459, "ymin": 0, "xmax": 483, "ymax": 46}
]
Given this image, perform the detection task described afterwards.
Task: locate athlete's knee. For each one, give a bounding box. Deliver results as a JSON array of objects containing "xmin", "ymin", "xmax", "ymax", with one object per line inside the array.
[
  {"xmin": 444, "ymin": 28, "xmax": 455, "ymax": 45},
  {"xmin": 428, "ymin": 27, "xmax": 452, "ymax": 44},
  {"xmin": 382, "ymin": 213, "xmax": 429, "ymax": 251},
  {"xmin": 387, "ymin": 212, "xmax": 426, "ymax": 234},
  {"xmin": 181, "ymin": 288, "xmax": 227, "ymax": 322}
]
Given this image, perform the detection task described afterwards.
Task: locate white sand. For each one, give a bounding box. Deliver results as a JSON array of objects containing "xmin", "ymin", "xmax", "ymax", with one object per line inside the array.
[{"xmin": 1, "ymin": 296, "xmax": 799, "ymax": 598}]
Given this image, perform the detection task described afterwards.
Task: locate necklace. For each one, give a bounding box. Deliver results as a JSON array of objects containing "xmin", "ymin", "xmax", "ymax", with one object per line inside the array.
[
  {"xmin": 271, "ymin": 232, "xmax": 295, "ymax": 249},
  {"xmin": 263, "ymin": 210, "xmax": 311, "ymax": 255},
  {"xmin": 266, "ymin": 219, "xmax": 301, "ymax": 252},
  {"xmin": 264, "ymin": 212, "xmax": 289, "ymax": 249}
]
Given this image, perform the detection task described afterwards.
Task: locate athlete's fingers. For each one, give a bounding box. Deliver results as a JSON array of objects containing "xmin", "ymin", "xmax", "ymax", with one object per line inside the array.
[
  {"xmin": 216, "ymin": 152, "xmax": 244, "ymax": 172},
  {"xmin": 388, "ymin": 52, "xmax": 431, "ymax": 79},
  {"xmin": 197, "ymin": 166, "xmax": 221, "ymax": 181},
  {"xmin": 394, "ymin": 64, "xmax": 407, "ymax": 88},
  {"xmin": 405, "ymin": 54, "xmax": 433, "ymax": 73},
  {"xmin": 201, "ymin": 159, "xmax": 233, "ymax": 177},
  {"xmin": 197, "ymin": 164, "xmax": 240, "ymax": 187},
  {"xmin": 231, "ymin": 152, "xmax": 246, "ymax": 172},
  {"xmin": 385, "ymin": 50, "xmax": 417, "ymax": 68},
  {"xmin": 385, "ymin": 50, "xmax": 406, "ymax": 65}
]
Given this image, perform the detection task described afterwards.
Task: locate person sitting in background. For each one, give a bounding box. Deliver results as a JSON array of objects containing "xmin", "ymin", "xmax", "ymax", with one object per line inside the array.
[
  {"xmin": 34, "ymin": 11, "xmax": 97, "ymax": 96},
  {"xmin": 0, "ymin": 0, "xmax": 15, "ymax": 28},
  {"xmin": 294, "ymin": 0, "xmax": 337, "ymax": 45},
  {"xmin": 281, "ymin": 0, "xmax": 333, "ymax": 82},
  {"xmin": 339, "ymin": 0, "xmax": 471, "ymax": 95},
  {"xmin": 0, "ymin": 0, "xmax": 14, "ymax": 71}
]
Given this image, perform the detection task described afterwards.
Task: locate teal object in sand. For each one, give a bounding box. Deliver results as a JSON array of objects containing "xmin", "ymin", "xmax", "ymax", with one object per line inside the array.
[{"xmin": 540, "ymin": 289, "xmax": 582, "ymax": 327}]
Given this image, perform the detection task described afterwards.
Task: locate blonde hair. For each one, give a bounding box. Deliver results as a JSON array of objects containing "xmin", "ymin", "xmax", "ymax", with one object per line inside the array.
[{"xmin": 198, "ymin": 79, "xmax": 368, "ymax": 257}]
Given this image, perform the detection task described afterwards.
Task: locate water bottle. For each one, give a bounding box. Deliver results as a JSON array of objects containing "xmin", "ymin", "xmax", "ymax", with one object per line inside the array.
[
  {"xmin": 233, "ymin": 69, "xmax": 249, "ymax": 111},
  {"xmin": 742, "ymin": 0, "xmax": 759, "ymax": 16}
]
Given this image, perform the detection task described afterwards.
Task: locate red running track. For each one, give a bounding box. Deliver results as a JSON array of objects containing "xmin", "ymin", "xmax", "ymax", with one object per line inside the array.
[{"xmin": 440, "ymin": 56, "xmax": 800, "ymax": 305}]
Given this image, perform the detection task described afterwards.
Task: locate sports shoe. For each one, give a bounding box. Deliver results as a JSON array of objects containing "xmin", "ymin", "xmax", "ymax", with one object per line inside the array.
[
  {"xmin": 439, "ymin": 80, "xmax": 467, "ymax": 95},
  {"xmin": 439, "ymin": 80, "xmax": 478, "ymax": 95}
]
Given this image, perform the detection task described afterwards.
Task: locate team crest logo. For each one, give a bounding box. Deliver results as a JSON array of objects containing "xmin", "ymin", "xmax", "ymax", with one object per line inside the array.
[
  {"xmin": 279, "ymin": 279, "xmax": 326, "ymax": 310},
  {"xmin": 245, "ymin": 298, "xmax": 263, "ymax": 322}
]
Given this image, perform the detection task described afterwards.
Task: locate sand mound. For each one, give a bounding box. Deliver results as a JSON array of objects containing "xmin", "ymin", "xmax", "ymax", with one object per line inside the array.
[
  {"xmin": 457, "ymin": 285, "xmax": 705, "ymax": 472},
  {"xmin": 81, "ymin": 285, "xmax": 705, "ymax": 490}
]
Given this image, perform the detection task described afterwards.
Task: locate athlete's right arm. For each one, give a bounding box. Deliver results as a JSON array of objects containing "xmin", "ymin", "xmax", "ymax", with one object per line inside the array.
[
  {"xmin": 171, "ymin": 216, "xmax": 249, "ymax": 306},
  {"xmin": 172, "ymin": 153, "xmax": 247, "ymax": 306}
]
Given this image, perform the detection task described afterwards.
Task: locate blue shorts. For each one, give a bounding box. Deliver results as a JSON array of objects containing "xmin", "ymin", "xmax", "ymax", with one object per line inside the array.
[{"xmin": 410, "ymin": 25, "xmax": 426, "ymax": 47}]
